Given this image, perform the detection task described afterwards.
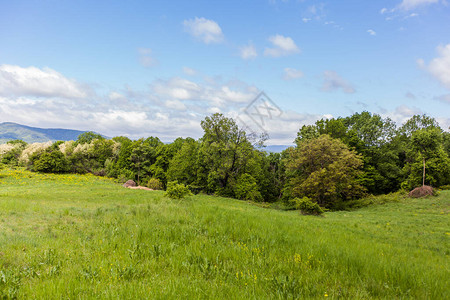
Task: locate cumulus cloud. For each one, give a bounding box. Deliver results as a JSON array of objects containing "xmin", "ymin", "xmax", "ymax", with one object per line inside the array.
[
  {"xmin": 0, "ymin": 65, "xmax": 88, "ymax": 99},
  {"xmin": 150, "ymin": 76, "xmax": 258, "ymax": 107},
  {"xmin": 239, "ymin": 43, "xmax": 258, "ymax": 60},
  {"xmin": 419, "ymin": 44, "xmax": 450, "ymax": 89},
  {"xmin": 367, "ymin": 29, "xmax": 376, "ymax": 36},
  {"xmin": 264, "ymin": 35, "xmax": 300, "ymax": 57},
  {"xmin": 152, "ymin": 77, "xmax": 202, "ymax": 100},
  {"xmin": 282, "ymin": 68, "xmax": 304, "ymax": 80},
  {"xmin": 398, "ymin": 0, "xmax": 440, "ymax": 10},
  {"xmin": 183, "ymin": 17, "xmax": 224, "ymax": 44},
  {"xmin": 321, "ymin": 71, "xmax": 355, "ymax": 94}
]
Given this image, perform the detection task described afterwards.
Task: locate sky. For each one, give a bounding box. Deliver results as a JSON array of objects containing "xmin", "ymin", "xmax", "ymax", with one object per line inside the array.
[{"xmin": 0, "ymin": 0, "xmax": 449, "ymax": 145}]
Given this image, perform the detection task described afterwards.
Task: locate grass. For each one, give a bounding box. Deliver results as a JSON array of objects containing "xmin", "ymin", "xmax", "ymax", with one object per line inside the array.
[{"xmin": 0, "ymin": 168, "xmax": 449, "ymax": 299}]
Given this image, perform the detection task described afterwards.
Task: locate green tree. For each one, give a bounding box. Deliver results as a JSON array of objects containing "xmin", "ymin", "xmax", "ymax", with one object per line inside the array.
[
  {"xmin": 410, "ymin": 127, "xmax": 445, "ymax": 187},
  {"xmin": 76, "ymin": 131, "xmax": 104, "ymax": 144},
  {"xmin": 234, "ymin": 173, "xmax": 263, "ymax": 202},
  {"xmin": 286, "ymin": 135, "xmax": 365, "ymax": 208},
  {"xmin": 198, "ymin": 113, "xmax": 255, "ymax": 196},
  {"xmin": 399, "ymin": 114, "xmax": 440, "ymax": 138},
  {"xmin": 167, "ymin": 138, "xmax": 199, "ymax": 186}
]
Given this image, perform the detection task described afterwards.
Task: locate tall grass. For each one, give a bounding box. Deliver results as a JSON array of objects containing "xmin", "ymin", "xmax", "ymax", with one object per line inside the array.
[{"xmin": 0, "ymin": 168, "xmax": 448, "ymax": 299}]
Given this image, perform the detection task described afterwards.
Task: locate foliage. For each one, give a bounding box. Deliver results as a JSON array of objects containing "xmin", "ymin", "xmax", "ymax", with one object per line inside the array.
[
  {"xmin": 197, "ymin": 113, "xmax": 255, "ymax": 196},
  {"xmin": 167, "ymin": 138, "xmax": 199, "ymax": 186},
  {"xmin": 402, "ymin": 127, "xmax": 450, "ymax": 189},
  {"xmin": 286, "ymin": 135, "xmax": 365, "ymax": 208},
  {"xmin": 32, "ymin": 150, "xmax": 69, "ymax": 173},
  {"xmin": 76, "ymin": 131, "xmax": 104, "ymax": 144},
  {"xmin": 147, "ymin": 177, "xmax": 163, "ymax": 190},
  {"xmin": 290, "ymin": 197, "xmax": 324, "ymax": 215},
  {"xmin": 165, "ymin": 181, "xmax": 192, "ymax": 199},
  {"xmin": 0, "ymin": 140, "xmax": 26, "ymax": 166},
  {"xmin": 234, "ymin": 173, "xmax": 263, "ymax": 202}
]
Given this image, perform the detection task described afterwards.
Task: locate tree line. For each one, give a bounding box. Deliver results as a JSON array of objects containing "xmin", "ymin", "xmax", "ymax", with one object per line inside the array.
[{"xmin": 1, "ymin": 112, "xmax": 449, "ymax": 209}]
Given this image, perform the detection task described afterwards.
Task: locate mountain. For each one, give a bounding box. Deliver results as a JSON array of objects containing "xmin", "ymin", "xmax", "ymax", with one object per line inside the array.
[
  {"xmin": 264, "ymin": 145, "xmax": 293, "ymax": 153},
  {"xmin": 0, "ymin": 122, "xmax": 96, "ymax": 144}
]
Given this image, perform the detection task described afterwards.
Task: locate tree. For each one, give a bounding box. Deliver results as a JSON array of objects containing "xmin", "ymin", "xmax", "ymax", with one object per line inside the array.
[
  {"xmin": 286, "ymin": 135, "xmax": 365, "ymax": 208},
  {"xmin": 167, "ymin": 138, "xmax": 199, "ymax": 186},
  {"xmin": 234, "ymin": 173, "xmax": 262, "ymax": 202},
  {"xmin": 76, "ymin": 131, "xmax": 104, "ymax": 144},
  {"xmin": 198, "ymin": 113, "xmax": 255, "ymax": 196},
  {"xmin": 410, "ymin": 127, "xmax": 444, "ymax": 186},
  {"xmin": 399, "ymin": 114, "xmax": 440, "ymax": 138}
]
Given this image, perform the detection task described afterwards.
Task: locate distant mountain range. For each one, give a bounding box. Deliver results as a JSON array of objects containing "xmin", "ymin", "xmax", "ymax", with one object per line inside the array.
[
  {"xmin": 263, "ymin": 145, "xmax": 293, "ymax": 153},
  {"xmin": 0, "ymin": 122, "xmax": 92, "ymax": 144}
]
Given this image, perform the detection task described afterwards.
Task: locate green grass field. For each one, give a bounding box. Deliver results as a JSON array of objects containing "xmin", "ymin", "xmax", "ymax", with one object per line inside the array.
[{"xmin": 0, "ymin": 168, "xmax": 449, "ymax": 299}]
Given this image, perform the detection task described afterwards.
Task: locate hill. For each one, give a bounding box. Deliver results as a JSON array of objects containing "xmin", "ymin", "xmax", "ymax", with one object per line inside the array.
[
  {"xmin": 0, "ymin": 122, "xmax": 98, "ymax": 144},
  {"xmin": 0, "ymin": 168, "xmax": 448, "ymax": 298}
]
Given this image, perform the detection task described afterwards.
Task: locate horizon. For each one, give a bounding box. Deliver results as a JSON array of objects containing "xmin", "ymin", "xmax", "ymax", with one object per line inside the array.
[{"xmin": 1, "ymin": 0, "xmax": 449, "ymax": 145}]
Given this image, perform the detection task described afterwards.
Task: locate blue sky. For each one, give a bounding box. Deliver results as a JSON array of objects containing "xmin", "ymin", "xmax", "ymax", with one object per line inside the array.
[{"xmin": 0, "ymin": 0, "xmax": 449, "ymax": 144}]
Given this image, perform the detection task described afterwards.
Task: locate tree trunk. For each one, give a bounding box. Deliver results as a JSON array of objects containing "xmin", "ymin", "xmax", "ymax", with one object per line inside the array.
[{"xmin": 422, "ymin": 157, "xmax": 425, "ymax": 186}]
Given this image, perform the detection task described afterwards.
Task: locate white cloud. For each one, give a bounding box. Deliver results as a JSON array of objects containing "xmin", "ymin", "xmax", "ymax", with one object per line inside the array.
[
  {"xmin": 150, "ymin": 76, "xmax": 258, "ymax": 107},
  {"xmin": 380, "ymin": 8, "xmax": 388, "ymax": 14},
  {"xmin": 182, "ymin": 67, "xmax": 197, "ymax": 76},
  {"xmin": 283, "ymin": 68, "xmax": 304, "ymax": 80},
  {"xmin": 302, "ymin": 18, "xmax": 311, "ymax": 23},
  {"xmin": 420, "ymin": 44, "xmax": 450, "ymax": 89},
  {"xmin": 152, "ymin": 77, "xmax": 202, "ymax": 100},
  {"xmin": 183, "ymin": 17, "xmax": 224, "ymax": 44},
  {"xmin": 138, "ymin": 48, "xmax": 158, "ymax": 67},
  {"xmin": 239, "ymin": 43, "xmax": 258, "ymax": 60},
  {"xmin": 367, "ymin": 29, "xmax": 377, "ymax": 36},
  {"xmin": 321, "ymin": 71, "xmax": 355, "ymax": 94},
  {"xmin": 399, "ymin": 0, "xmax": 440, "ymax": 10},
  {"xmin": 0, "ymin": 65, "xmax": 88, "ymax": 99},
  {"xmin": 165, "ymin": 100, "xmax": 187, "ymax": 111},
  {"xmin": 264, "ymin": 35, "xmax": 300, "ymax": 57}
]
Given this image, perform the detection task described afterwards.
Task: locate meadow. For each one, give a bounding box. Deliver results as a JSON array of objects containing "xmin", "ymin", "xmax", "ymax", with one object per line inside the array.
[{"xmin": 0, "ymin": 168, "xmax": 448, "ymax": 299}]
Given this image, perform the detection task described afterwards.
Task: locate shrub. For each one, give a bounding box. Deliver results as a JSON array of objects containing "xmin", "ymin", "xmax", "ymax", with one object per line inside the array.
[
  {"xmin": 234, "ymin": 174, "xmax": 263, "ymax": 202},
  {"xmin": 290, "ymin": 197, "xmax": 324, "ymax": 216},
  {"xmin": 147, "ymin": 177, "xmax": 163, "ymax": 190},
  {"xmin": 165, "ymin": 181, "xmax": 192, "ymax": 199},
  {"xmin": 32, "ymin": 151, "xmax": 69, "ymax": 173}
]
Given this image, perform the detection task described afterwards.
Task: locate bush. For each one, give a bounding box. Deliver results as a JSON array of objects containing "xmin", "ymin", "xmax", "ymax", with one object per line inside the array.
[
  {"xmin": 147, "ymin": 177, "xmax": 163, "ymax": 190},
  {"xmin": 290, "ymin": 197, "xmax": 324, "ymax": 216},
  {"xmin": 234, "ymin": 174, "xmax": 263, "ymax": 202},
  {"xmin": 165, "ymin": 181, "xmax": 192, "ymax": 199},
  {"xmin": 32, "ymin": 151, "xmax": 69, "ymax": 173}
]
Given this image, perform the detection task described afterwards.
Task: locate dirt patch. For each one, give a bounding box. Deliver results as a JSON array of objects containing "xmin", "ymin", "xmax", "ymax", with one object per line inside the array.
[
  {"xmin": 408, "ymin": 185, "xmax": 435, "ymax": 198},
  {"xmin": 127, "ymin": 186, "xmax": 154, "ymax": 191}
]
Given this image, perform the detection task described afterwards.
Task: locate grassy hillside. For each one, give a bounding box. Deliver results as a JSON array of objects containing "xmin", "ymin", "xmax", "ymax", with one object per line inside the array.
[
  {"xmin": 0, "ymin": 122, "xmax": 91, "ymax": 144},
  {"xmin": 0, "ymin": 168, "xmax": 448, "ymax": 299}
]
